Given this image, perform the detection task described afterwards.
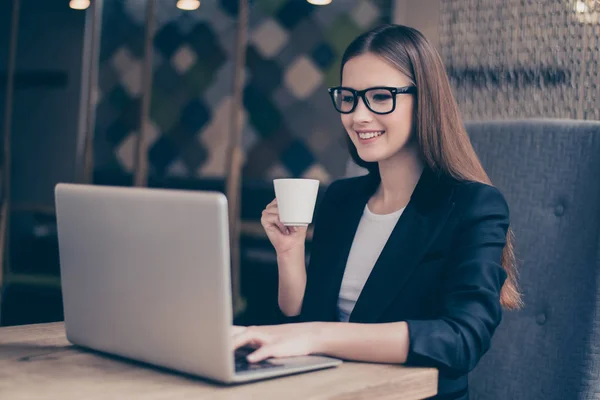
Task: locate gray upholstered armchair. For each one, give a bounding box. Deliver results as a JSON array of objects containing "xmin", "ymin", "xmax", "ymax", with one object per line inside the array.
[
  {"xmin": 466, "ymin": 119, "xmax": 600, "ymax": 400},
  {"xmin": 345, "ymin": 119, "xmax": 600, "ymax": 399}
]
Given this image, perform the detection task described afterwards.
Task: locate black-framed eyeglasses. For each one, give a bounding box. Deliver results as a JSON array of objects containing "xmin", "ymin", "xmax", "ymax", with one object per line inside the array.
[{"xmin": 327, "ymin": 86, "xmax": 417, "ymax": 115}]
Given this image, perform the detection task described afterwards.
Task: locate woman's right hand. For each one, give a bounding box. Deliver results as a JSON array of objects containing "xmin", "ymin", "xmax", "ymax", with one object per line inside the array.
[{"xmin": 260, "ymin": 198, "xmax": 308, "ymax": 256}]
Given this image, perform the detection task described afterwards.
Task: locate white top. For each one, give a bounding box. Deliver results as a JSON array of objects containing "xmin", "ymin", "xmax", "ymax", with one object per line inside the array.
[{"xmin": 337, "ymin": 204, "xmax": 405, "ymax": 322}]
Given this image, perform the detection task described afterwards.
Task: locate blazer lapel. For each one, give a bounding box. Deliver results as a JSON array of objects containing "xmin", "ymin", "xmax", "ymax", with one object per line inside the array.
[{"xmin": 348, "ymin": 168, "xmax": 455, "ymax": 323}]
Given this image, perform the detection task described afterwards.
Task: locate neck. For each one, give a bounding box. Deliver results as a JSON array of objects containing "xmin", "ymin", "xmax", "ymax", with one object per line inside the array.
[{"xmin": 371, "ymin": 142, "xmax": 425, "ymax": 213}]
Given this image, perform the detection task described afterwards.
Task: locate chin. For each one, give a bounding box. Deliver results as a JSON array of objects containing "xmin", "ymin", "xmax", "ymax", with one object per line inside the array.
[{"xmin": 356, "ymin": 150, "xmax": 386, "ymax": 164}]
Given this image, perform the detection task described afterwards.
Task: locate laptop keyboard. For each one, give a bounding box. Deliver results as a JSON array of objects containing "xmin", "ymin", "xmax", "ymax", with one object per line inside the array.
[{"xmin": 234, "ymin": 347, "xmax": 282, "ymax": 372}]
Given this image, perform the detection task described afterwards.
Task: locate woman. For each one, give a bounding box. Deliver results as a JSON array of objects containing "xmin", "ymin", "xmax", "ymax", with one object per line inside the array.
[{"xmin": 233, "ymin": 24, "xmax": 522, "ymax": 399}]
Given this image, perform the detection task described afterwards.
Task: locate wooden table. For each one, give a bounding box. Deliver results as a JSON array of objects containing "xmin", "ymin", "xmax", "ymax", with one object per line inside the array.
[{"xmin": 0, "ymin": 322, "xmax": 438, "ymax": 399}]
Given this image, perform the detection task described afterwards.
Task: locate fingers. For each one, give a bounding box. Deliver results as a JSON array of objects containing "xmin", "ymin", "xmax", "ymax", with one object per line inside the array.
[
  {"xmin": 261, "ymin": 199, "xmax": 307, "ymax": 236},
  {"xmin": 265, "ymin": 198, "xmax": 278, "ymax": 214},
  {"xmin": 246, "ymin": 345, "xmax": 278, "ymax": 363},
  {"xmin": 233, "ymin": 328, "xmax": 271, "ymax": 350},
  {"xmin": 290, "ymin": 226, "xmax": 307, "ymax": 234},
  {"xmin": 266, "ymin": 198, "xmax": 278, "ymax": 209},
  {"xmin": 233, "ymin": 327, "xmax": 280, "ymax": 363},
  {"xmin": 261, "ymin": 213, "xmax": 289, "ymax": 235},
  {"xmin": 232, "ymin": 325, "xmax": 247, "ymax": 336},
  {"xmin": 261, "ymin": 209, "xmax": 289, "ymax": 235}
]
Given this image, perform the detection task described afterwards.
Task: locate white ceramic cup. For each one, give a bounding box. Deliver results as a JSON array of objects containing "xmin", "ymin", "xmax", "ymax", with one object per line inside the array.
[{"xmin": 273, "ymin": 178, "xmax": 320, "ymax": 226}]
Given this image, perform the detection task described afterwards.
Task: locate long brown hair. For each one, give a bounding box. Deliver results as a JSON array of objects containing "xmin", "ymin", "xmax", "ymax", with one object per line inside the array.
[{"xmin": 341, "ymin": 24, "xmax": 522, "ymax": 310}]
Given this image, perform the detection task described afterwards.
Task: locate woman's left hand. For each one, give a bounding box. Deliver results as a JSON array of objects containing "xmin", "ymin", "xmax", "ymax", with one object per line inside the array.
[{"xmin": 232, "ymin": 323, "xmax": 323, "ymax": 363}]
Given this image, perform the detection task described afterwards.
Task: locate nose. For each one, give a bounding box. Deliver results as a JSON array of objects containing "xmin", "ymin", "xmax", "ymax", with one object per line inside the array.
[{"xmin": 352, "ymin": 96, "xmax": 373, "ymax": 124}]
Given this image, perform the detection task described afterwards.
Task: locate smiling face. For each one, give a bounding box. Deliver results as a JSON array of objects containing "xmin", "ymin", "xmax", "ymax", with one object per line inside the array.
[{"xmin": 340, "ymin": 52, "xmax": 416, "ymax": 164}]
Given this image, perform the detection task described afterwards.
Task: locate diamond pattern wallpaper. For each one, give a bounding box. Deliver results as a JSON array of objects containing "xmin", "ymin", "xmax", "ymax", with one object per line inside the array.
[
  {"xmin": 93, "ymin": 0, "xmax": 393, "ymax": 184},
  {"xmin": 440, "ymin": 0, "xmax": 600, "ymax": 121}
]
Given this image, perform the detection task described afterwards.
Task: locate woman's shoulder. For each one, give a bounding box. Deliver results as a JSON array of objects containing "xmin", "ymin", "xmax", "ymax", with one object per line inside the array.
[
  {"xmin": 322, "ymin": 172, "xmax": 509, "ymax": 215},
  {"xmin": 450, "ymin": 178, "xmax": 510, "ymax": 219}
]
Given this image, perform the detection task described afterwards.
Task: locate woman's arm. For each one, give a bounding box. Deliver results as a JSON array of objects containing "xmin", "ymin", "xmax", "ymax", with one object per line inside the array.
[
  {"xmin": 403, "ymin": 183, "xmax": 509, "ymax": 376},
  {"xmin": 265, "ymin": 182, "xmax": 336, "ymax": 318},
  {"xmin": 314, "ymin": 321, "xmax": 410, "ymax": 363},
  {"xmin": 277, "ymin": 247, "xmax": 307, "ymax": 317},
  {"xmin": 277, "ymin": 180, "xmax": 340, "ymax": 318},
  {"xmin": 233, "ymin": 321, "xmax": 410, "ymax": 363},
  {"xmin": 237, "ymin": 183, "xmax": 509, "ymax": 373}
]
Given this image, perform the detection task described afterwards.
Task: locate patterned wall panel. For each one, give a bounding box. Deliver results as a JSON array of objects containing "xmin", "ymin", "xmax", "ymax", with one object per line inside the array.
[
  {"xmin": 93, "ymin": 0, "xmax": 393, "ymax": 184},
  {"xmin": 440, "ymin": 0, "xmax": 600, "ymax": 121}
]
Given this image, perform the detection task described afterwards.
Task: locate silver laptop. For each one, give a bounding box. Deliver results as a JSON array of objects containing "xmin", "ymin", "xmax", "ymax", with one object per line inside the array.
[{"xmin": 54, "ymin": 183, "xmax": 341, "ymax": 384}]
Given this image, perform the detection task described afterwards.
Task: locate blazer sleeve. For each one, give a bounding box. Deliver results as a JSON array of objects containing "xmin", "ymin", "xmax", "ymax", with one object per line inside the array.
[{"xmin": 404, "ymin": 183, "xmax": 510, "ymax": 377}]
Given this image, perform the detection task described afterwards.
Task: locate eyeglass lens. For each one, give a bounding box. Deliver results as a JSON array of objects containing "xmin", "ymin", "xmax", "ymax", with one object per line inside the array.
[{"xmin": 332, "ymin": 88, "xmax": 395, "ymax": 114}]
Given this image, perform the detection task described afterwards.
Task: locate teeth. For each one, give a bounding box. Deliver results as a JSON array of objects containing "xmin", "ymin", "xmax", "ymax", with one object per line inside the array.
[{"xmin": 358, "ymin": 131, "xmax": 384, "ymax": 139}]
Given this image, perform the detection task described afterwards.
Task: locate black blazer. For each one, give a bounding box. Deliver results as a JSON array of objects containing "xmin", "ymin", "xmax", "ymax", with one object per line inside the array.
[{"xmin": 296, "ymin": 167, "xmax": 509, "ymax": 400}]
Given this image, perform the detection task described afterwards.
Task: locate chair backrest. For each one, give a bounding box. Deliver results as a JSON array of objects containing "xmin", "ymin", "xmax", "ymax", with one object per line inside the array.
[
  {"xmin": 345, "ymin": 119, "xmax": 600, "ymax": 399},
  {"xmin": 465, "ymin": 119, "xmax": 600, "ymax": 400}
]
